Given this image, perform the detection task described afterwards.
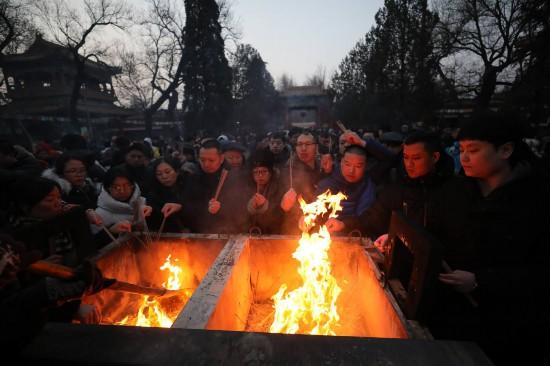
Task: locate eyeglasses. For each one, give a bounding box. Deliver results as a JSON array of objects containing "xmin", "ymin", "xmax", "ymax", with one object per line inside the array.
[
  {"xmin": 64, "ymin": 168, "xmax": 86, "ymax": 175},
  {"xmin": 110, "ymin": 184, "xmax": 134, "ymax": 192},
  {"xmin": 296, "ymin": 143, "xmax": 317, "ymax": 149},
  {"xmin": 253, "ymin": 169, "xmax": 270, "ymax": 176}
]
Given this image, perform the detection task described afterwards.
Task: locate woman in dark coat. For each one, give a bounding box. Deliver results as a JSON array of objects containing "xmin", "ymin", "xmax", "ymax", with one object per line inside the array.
[
  {"xmin": 145, "ymin": 158, "xmax": 188, "ymax": 233},
  {"xmin": 246, "ymin": 152, "xmax": 285, "ymax": 234},
  {"xmin": 4, "ymin": 176, "xmax": 97, "ymax": 267}
]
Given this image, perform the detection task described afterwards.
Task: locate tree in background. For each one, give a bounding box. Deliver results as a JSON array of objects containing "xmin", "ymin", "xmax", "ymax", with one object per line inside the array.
[
  {"xmin": 330, "ymin": 0, "xmax": 440, "ymax": 129},
  {"xmin": 181, "ymin": 0, "xmax": 232, "ymax": 134},
  {"xmin": 114, "ymin": 0, "xmax": 186, "ymax": 136},
  {"xmin": 435, "ymin": 0, "xmax": 534, "ymax": 109},
  {"xmin": 277, "ymin": 73, "xmax": 295, "ymax": 91},
  {"xmin": 230, "ymin": 43, "xmax": 279, "ymax": 132},
  {"xmin": 33, "ymin": 0, "xmax": 132, "ymax": 125},
  {"xmin": 503, "ymin": 0, "xmax": 550, "ymax": 125},
  {"xmin": 0, "ymin": 0, "xmax": 37, "ymax": 104}
]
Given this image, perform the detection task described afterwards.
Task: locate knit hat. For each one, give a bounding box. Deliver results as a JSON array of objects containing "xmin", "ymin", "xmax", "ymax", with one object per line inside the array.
[
  {"xmin": 222, "ymin": 141, "xmax": 247, "ymax": 154},
  {"xmin": 250, "ymin": 151, "xmax": 274, "ymax": 172}
]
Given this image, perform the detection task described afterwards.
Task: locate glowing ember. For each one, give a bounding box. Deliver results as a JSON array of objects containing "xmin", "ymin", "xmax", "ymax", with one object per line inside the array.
[
  {"xmin": 116, "ymin": 254, "xmax": 191, "ymax": 328},
  {"xmin": 270, "ymin": 190, "xmax": 346, "ymax": 335}
]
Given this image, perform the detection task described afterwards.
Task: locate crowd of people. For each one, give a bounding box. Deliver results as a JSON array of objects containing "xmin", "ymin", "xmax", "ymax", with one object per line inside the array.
[{"xmin": 1, "ymin": 110, "xmax": 549, "ymax": 364}]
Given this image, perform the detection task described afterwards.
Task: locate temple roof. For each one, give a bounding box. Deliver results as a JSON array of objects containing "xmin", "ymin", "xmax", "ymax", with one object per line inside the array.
[{"xmin": 1, "ymin": 34, "xmax": 121, "ymax": 76}]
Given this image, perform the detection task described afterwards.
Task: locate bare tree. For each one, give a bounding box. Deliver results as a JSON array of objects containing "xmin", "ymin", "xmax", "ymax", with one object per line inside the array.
[
  {"xmin": 216, "ymin": 0, "xmax": 242, "ymax": 54},
  {"xmin": 435, "ymin": 0, "xmax": 533, "ymax": 108},
  {"xmin": 113, "ymin": 0, "xmax": 185, "ymax": 118},
  {"xmin": 305, "ymin": 65, "xmax": 327, "ymax": 89},
  {"xmin": 277, "ymin": 73, "xmax": 295, "ymax": 91},
  {"xmin": 33, "ymin": 0, "xmax": 133, "ymax": 124},
  {"xmin": 0, "ymin": 0, "xmax": 36, "ymax": 104}
]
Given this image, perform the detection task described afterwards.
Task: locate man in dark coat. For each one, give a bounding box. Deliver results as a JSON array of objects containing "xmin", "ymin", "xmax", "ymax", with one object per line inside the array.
[
  {"xmin": 182, "ymin": 139, "xmax": 247, "ymax": 234},
  {"xmin": 428, "ymin": 111, "xmax": 550, "ymax": 365},
  {"xmin": 332, "ymin": 131, "xmax": 454, "ymax": 238}
]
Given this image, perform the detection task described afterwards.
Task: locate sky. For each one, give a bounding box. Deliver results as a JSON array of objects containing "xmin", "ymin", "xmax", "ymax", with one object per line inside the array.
[{"xmin": 231, "ymin": 0, "xmax": 385, "ymax": 85}]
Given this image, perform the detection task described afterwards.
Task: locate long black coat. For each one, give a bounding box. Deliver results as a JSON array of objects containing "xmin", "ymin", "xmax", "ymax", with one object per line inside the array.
[
  {"xmin": 427, "ymin": 166, "xmax": 550, "ymax": 364},
  {"xmin": 181, "ymin": 165, "xmax": 248, "ymax": 234}
]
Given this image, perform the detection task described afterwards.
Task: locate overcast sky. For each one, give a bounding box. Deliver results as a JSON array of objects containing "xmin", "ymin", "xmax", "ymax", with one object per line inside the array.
[{"xmin": 231, "ymin": 0, "xmax": 385, "ymax": 84}]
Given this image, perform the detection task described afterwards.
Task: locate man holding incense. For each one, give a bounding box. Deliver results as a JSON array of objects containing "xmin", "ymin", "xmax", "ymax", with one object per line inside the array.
[
  {"xmin": 181, "ymin": 139, "xmax": 247, "ymax": 234},
  {"xmin": 279, "ymin": 132, "xmax": 332, "ymax": 234}
]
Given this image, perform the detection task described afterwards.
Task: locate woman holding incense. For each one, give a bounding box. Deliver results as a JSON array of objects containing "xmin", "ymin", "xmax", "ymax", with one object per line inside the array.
[
  {"xmin": 246, "ymin": 152, "xmax": 284, "ymax": 234},
  {"xmin": 91, "ymin": 167, "xmax": 152, "ymax": 247},
  {"xmin": 145, "ymin": 158, "xmax": 187, "ymax": 233}
]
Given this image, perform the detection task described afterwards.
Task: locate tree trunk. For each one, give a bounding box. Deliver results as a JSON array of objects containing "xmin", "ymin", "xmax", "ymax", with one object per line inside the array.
[
  {"xmin": 69, "ymin": 59, "xmax": 86, "ymax": 126},
  {"xmin": 476, "ymin": 66, "xmax": 498, "ymax": 109},
  {"xmin": 144, "ymin": 109, "xmax": 153, "ymax": 137}
]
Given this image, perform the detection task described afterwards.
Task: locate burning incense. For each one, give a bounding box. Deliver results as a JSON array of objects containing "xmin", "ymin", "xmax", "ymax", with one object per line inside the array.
[
  {"xmin": 156, "ymin": 215, "xmax": 167, "ymax": 241},
  {"xmin": 213, "ymin": 169, "xmax": 229, "ymax": 201},
  {"xmin": 336, "ymin": 120, "xmax": 347, "ymax": 133}
]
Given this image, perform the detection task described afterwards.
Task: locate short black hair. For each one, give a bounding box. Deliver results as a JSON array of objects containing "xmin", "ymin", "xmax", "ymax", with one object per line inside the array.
[
  {"xmin": 54, "ymin": 153, "xmax": 89, "ymax": 176},
  {"xmin": 457, "ymin": 109, "xmax": 524, "ymax": 147},
  {"xmin": 102, "ymin": 167, "xmax": 136, "ymax": 188},
  {"xmin": 457, "ymin": 109, "xmax": 531, "ymax": 167},
  {"xmin": 343, "ymin": 145, "xmax": 367, "ymax": 157},
  {"xmin": 297, "ymin": 131, "xmax": 318, "ymax": 144},
  {"xmin": 270, "ymin": 131, "xmax": 287, "ymax": 142},
  {"xmin": 126, "ymin": 142, "xmax": 148, "ymax": 155},
  {"xmin": 200, "ymin": 139, "xmax": 222, "ymax": 152},
  {"xmin": 404, "ymin": 131, "xmax": 442, "ymax": 154}
]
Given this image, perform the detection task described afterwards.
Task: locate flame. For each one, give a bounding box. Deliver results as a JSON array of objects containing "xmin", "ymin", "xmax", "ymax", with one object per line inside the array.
[
  {"xmin": 116, "ymin": 254, "xmax": 190, "ymax": 328},
  {"xmin": 270, "ymin": 190, "xmax": 346, "ymax": 335}
]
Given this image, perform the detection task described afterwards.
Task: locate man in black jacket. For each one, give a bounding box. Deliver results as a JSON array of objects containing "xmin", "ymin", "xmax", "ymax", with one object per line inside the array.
[
  {"xmin": 182, "ymin": 139, "xmax": 247, "ymax": 234},
  {"xmin": 428, "ymin": 110, "xmax": 550, "ymax": 365}
]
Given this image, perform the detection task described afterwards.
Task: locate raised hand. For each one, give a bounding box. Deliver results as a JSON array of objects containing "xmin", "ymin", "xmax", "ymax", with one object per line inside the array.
[
  {"xmin": 280, "ymin": 188, "xmax": 297, "ymax": 212},
  {"xmin": 208, "ymin": 199, "xmax": 221, "ymax": 215}
]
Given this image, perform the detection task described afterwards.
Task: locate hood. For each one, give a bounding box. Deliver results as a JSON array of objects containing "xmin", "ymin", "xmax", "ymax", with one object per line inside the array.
[
  {"xmin": 96, "ymin": 184, "xmax": 143, "ymax": 215},
  {"xmin": 42, "ymin": 168, "xmax": 72, "ymax": 194}
]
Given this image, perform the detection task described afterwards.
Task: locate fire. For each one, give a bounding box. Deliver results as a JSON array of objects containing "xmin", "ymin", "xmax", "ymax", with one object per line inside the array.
[
  {"xmin": 270, "ymin": 190, "xmax": 346, "ymax": 335},
  {"xmin": 116, "ymin": 254, "xmax": 191, "ymax": 328}
]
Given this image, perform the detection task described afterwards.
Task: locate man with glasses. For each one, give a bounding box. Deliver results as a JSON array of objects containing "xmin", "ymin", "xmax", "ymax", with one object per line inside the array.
[{"xmin": 280, "ymin": 132, "xmax": 331, "ymax": 234}]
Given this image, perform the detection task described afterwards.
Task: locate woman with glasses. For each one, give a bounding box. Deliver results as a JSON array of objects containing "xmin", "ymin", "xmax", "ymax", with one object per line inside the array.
[
  {"xmin": 91, "ymin": 167, "xmax": 152, "ymax": 246},
  {"xmin": 41, "ymin": 153, "xmax": 98, "ymax": 210},
  {"xmin": 145, "ymin": 158, "xmax": 187, "ymax": 233},
  {"xmin": 246, "ymin": 152, "xmax": 284, "ymax": 234}
]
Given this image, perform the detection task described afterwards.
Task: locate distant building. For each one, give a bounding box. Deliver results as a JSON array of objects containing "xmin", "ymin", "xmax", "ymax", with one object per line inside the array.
[
  {"xmin": 280, "ymin": 86, "xmax": 332, "ymax": 129},
  {"xmin": 0, "ymin": 34, "xmax": 130, "ymax": 142}
]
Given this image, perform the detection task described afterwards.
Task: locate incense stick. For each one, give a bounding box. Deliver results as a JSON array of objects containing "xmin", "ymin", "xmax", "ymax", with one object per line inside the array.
[
  {"xmin": 156, "ymin": 215, "xmax": 167, "ymax": 241},
  {"xmin": 442, "ymin": 260, "xmax": 479, "ymax": 308},
  {"xmin": 213, "ymin": 169, "xmax": 229, "ymax": 201},
  {"xmin": 336, "ymin": 120, "xmax": 347, "ymax": 133},
  {"xmin": 101, "ymin": 225, "xmax": 117, "ymax": 243},
  {"xmin": 289, "ymin": 151, "xmax": 293, "ymax": 190}
]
